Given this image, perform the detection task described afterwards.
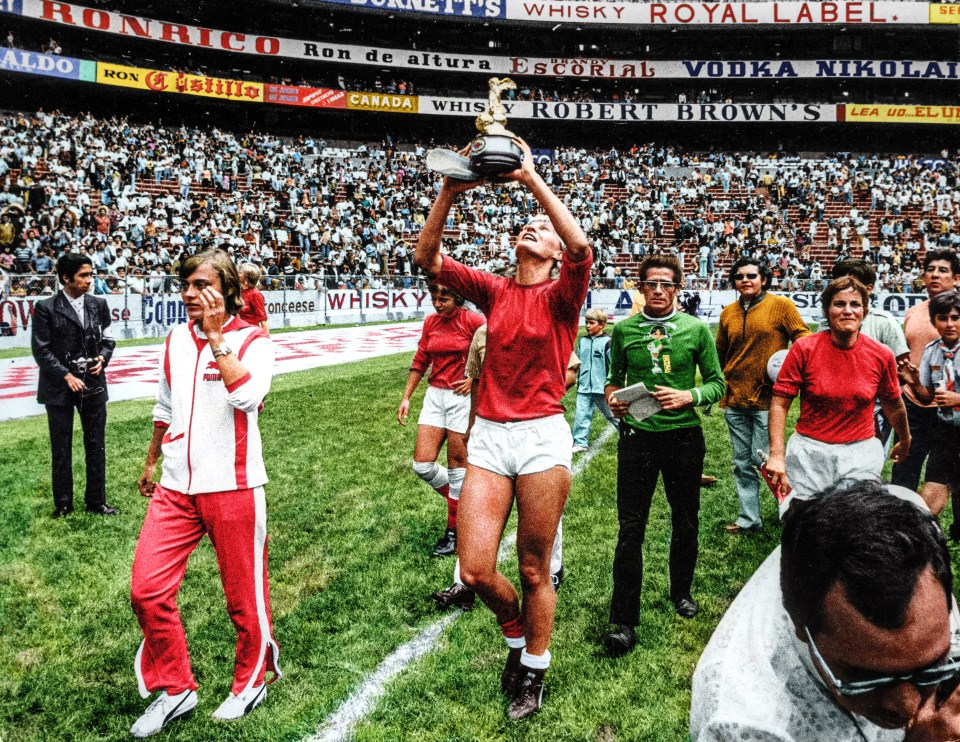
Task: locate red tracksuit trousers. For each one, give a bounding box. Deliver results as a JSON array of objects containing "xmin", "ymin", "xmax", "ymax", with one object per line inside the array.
[{"xmin": 131, "ymin": 484, "xmax": 281, "ymax": 697}]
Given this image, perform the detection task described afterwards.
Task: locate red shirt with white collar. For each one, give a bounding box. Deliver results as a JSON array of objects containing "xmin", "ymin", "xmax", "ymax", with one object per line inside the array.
[
  {"xmin": 153, "ymin": 316, "xmax": 273, "ymax": 494},
  {"xmin": 436, "ymin": 251, "xmax": 592, "ymax": 422}
]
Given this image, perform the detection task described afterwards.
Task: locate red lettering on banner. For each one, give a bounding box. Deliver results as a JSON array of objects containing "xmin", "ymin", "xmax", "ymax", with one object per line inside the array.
[
  {"xmin": 650, "ymin": 4, "xmax": 667, "ymax": 23},
  {"xmin": 221, "ymin": 32, "xmax": 244, "ymax": 51},
  {"xmin": 869, "ymin": 3, "xmax": 887, "ymax": 22},
  {"xmin": 160, "ymin": 23, "xmax": 191, "ymax": 44},
  {"xmin": 197, "ymin": 27, "xmax": 213, "ymax": 48},
  {"xmin": 42, "ymin": 1, "xmax": 74, "ymax": 24},
  {"xmin": 846, "ymin": 1, "xmax": 863, "ymax": 22},
  {"xmin": 675, "ymin": 4, "xmax": 695, "ymax": 23},
  {"xmin": 773, "ymin": 4, "xmax": 789, "ymax": 22},
  {"xmin": 797, "ymin": 3, "xmax": 813, "ymax": 22},
  {"xmin": 255, "ymin": 37, "xmax": 279, "ymax": 55},
  {"xmin": 821, "ymin": 2, "xmax": 838, "ymax": 21},
  {"xmin": 82, "ymin": 8, "xmax": 109, "ymax": 29},
  {"xmin": 145, "ymin": 70, "xmax": 168, "ymax": 91},
  {"xmin": 120, "ymin": 16, "xmax": 151, "ymax": 38},
  {"xmin": 741, "ymin": 5, "xmax": 758, "ymax": 22}
]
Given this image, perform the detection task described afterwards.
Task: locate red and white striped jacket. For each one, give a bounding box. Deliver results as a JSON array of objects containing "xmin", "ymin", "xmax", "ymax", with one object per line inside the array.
[{"xmin": 153, "ymin": 316, "xmax": 273, "ymax": 494}]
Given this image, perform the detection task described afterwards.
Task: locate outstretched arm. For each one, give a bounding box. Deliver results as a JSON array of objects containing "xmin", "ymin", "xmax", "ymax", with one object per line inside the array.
[
  {"xmin": 415, "ymin": 177, "xmax": 477, "ymax": 278},
  {"xmin": 504, "ymin": 138, "xmax": 590, "ymax": 263}
]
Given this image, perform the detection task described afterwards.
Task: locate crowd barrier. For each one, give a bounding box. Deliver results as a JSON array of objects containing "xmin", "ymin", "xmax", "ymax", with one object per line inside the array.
[{"xmin": 0, "ymin": 275, "xmax": 928, "ymax": 349}]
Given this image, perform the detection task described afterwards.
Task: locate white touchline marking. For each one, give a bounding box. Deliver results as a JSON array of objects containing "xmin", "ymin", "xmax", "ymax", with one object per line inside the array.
[{"xmin": 307, "ymin": 425, "xmax": 617, "ymax": 742}]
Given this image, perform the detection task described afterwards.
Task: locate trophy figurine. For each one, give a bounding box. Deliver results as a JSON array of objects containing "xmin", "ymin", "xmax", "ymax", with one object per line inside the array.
[{"xmin": 426, "ymin": 77, "xmax": 523, "ymax": 181}]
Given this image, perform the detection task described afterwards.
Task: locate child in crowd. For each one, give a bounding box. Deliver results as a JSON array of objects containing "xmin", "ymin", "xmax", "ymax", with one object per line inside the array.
[
  {"xmin": 571, "ymin": 309, "xmax": 617, "ymax": 453},
  {"xmin": 899, "ymin": 289, "xmax": 960, "ymax": 527},
  {"xmin": 238, "ymin": 263, "xmax": 269, "ymax": 334}
]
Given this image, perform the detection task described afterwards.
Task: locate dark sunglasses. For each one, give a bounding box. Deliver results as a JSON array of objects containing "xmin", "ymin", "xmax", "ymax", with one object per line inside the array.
[{"xmin": 734, "ymin": 272, "xmax": 760, "ymax": 281}]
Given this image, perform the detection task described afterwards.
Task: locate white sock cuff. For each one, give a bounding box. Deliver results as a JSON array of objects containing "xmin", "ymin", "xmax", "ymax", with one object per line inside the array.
[
  {"xmin": 413, "ymin": 461, "xmax": 448, "ymax": 489},
  {"xmin": 453, "ymin": 560, "xmax": 463, "ymax": 586},
  {"xmin": 447, "ymin": 468, "xmax": 466, "ymax": 500},
  {"xmin": 520, "ymin": 649, "xmax": 551, "ymax": 670},
  {"xmin": 505, "ymin": 635, "xmax": 526, "ymax": 650}
]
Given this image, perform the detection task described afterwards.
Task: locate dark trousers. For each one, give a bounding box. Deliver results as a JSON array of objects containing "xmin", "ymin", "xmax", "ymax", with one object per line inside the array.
[
  {"xmin": 46, "ymin": 400, "xmax": 107, "ymax": 510},
  {"xmin": 891, "ymin": 396, "xmax": 937, "ymax": 492},
  {"xmin": 610, "ymin": 425, "xmax": 705, "ymax": 627}
]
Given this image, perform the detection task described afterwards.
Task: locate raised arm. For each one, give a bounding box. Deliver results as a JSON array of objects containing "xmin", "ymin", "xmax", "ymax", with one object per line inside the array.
[
  {"xmin": 415, "ymin": 178, "xmax": 478, "ymax": 278},
  {"xmin": 506, "ymin": 138, "xmax": 590, "ymax": 263}
]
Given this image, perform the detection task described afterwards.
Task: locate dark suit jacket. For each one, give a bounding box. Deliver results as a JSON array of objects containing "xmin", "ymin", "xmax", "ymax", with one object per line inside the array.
[{"xmin": 31, "ymin": 292, "xmax": 116, "ymax": 406}]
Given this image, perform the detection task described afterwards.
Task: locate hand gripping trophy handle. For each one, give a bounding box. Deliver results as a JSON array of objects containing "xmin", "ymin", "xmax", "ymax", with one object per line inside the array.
[{"xmin": 426, "ymin": 77, "xmax": 523, "ymax": 180}]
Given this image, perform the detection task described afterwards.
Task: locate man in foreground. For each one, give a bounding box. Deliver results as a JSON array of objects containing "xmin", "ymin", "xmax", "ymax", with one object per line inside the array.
[
  {"xmin": 691, "ymin": 480, "xmax": 960, "ymax": 741},
  {"xmin": 130, "ymin": 249, "xmax": 281, "ymax": 737}
]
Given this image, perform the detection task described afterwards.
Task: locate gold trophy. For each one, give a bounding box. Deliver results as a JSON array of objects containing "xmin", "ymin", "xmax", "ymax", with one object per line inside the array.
[{"xmin": 426, "ymin": 77, "xmax": 523, "ymax": 180}]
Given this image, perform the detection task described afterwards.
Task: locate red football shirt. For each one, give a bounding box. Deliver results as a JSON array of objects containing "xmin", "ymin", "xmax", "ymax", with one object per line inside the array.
[
  {"xmin": 436, "ymin": 251, "xmax": 592, "ymax": 422},
  {"xmin": 411, "ymin": 307, "xmax": 486, "ymax": 389},
  {"xmin": 773, "ymin": 331, "xmax": 900, "ymax": 444},
  {"xmin": 239, "ymin": 287, "xmax": 267, "ymax": 324}
]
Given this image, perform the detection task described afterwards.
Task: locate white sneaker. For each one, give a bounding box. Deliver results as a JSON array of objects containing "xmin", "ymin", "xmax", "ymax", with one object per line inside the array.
[
  {"xmin": 571, "ymin": 445, "xmax": 588, "ymax": 454},
  {"xmin": 212, "ymin": 684, "xmax": 267, "ymax": 721},
  {"xmin": 130, "ymin": 689, "xmax": 197, "ymax": 738}
]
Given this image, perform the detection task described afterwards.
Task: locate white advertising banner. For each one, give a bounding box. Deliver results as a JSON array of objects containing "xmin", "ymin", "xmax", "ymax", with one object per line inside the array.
[
  {"xmin": 7, "ymin": 2, "xmax": 943, "ymax": 81},
  {"xmin": 419, "ymin": 97, "xmax": 838, "ymax": 122}
]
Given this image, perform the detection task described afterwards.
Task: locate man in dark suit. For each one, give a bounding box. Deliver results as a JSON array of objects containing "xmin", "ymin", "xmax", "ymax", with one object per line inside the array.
[{"xmin": 32, "ymin": 252, "xmax": 119, "ymax": 518}]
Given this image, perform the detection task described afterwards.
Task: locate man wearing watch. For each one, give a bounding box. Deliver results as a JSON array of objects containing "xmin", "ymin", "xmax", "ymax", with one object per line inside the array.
[
  {"xmin": 31, "ymin": 252, "xmax": 117, "ymax": 518},
  {"xmin": 130, "ymin": 249, "xmax": 281, "ymax": 738}
]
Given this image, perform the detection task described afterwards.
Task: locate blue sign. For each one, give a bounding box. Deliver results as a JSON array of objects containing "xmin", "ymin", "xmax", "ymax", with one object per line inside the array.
[
  {"xmin": 0, "ymin": 50, "xmax": 86, "ymax": 80},
  {"xmin": 304, "ymin": 0, "xmax": 506, "ymax": 19}
]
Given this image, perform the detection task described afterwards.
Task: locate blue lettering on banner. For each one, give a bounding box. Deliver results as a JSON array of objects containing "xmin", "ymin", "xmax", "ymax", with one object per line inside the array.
[
  {"xmin": 142, "ymin": 296, "xmax": 188, "ymax": 327},
  {"xmin": 0, "ymin": 0, "xmax": 23, "ymax": 14},
  {"xmin": 0, "ymin": 50, "xmax": 82, "ymax": 79},
  {"xmin": 304, "ymin": 0, "xmax": 506, "ymax": 18}
]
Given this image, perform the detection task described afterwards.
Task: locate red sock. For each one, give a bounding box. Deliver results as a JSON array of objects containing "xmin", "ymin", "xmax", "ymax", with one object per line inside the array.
[
  {"xmin": 500, "ymin": 615, "xmax": 524, "ymax": 640},
  {"xmin": 437, "ymin": 483, "xmax": 450, "ymax": 499},
  {"xmin": 446, "ymin": 496, "xmax": 458, "ymax": 529}
]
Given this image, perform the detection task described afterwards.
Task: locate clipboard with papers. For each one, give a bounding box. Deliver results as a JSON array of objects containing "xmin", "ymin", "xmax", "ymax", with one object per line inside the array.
[{"xmin": 611, "ymin": 382, "xmax": 662, "ymax": 422}]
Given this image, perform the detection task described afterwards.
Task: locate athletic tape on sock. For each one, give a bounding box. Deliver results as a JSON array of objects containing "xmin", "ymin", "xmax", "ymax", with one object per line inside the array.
[
  {"xmin": 413, "ymin": 461, "xmax": 449, "ymax": 491},
  {"xmin": 520, "ymin": 648, "xmax": 551, "ymax": 670},
  {"xmin": 447, "ymin": 468, "xmax": 466, "ymax": 501}
]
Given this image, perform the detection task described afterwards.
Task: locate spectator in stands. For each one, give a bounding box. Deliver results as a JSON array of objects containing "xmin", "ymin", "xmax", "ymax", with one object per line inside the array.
[{"xmin": 715, "ymin": 258, "xmax": 809, "ymax": 535}]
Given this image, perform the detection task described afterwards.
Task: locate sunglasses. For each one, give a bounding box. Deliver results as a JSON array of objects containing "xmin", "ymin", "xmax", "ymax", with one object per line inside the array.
[
  {"xmin": 734, "ymin": 272, "xmax": 760, "ymax": 281},
  {"xmin": 641, "ymin": 280, "xmax": 677, "ymax": 291},
  {"xmin": 805, "ymin": 626, "xmax": 960, "ymax": 698}
]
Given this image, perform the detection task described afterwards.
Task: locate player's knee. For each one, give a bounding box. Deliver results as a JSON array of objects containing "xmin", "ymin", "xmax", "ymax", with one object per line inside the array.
[
  {"xmin": 517, "ymin": 557, "xmax": 550, "ymax": 593},
  {"xmin": 413, "ymin": 460, "xmax": 439, "ymax": 483}
]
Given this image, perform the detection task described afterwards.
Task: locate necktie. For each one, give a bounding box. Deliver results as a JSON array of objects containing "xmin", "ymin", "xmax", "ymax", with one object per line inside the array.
[{"xmin": 940, "ymin": 342, "xmax": 958, "ymax": 413}]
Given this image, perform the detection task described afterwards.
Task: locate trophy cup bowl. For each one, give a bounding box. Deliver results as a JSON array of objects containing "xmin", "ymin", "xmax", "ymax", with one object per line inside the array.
[{"xmin": 468, "ymin": 134, "xmax": 523, "ymax": 177}]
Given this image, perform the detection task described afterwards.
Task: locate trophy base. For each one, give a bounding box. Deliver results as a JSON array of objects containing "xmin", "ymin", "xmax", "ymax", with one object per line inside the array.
[{"xmin": 469, "ymin": 135, "xmax": 523, "ymax": 176}]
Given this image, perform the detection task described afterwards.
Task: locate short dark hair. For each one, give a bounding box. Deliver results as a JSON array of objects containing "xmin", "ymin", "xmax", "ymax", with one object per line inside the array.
[
  {"xmin": 929, "ymin": 289, "xmax": 960, "ymax": 322},
  {"xmin": 428, "ymin": 281, "xmax": 465, "ymax": 307},
  {"xmin": 179, "ymin": 249, "xmax": 243, "ymax": 316},
  {"xmin": 821, "ymin": 276, "xmax": 869, "ymax": 320},
  {"xmin": 56, "ymin": 252, "xmax": 92, "ymax": 282},
  {"xmin": 831, "ymin": 258, "xmax": 876, "ymax": 288},
  {"xmin": 728, "ymin": 257, "xmax": 771, "ymax": 291},
  {"xmin": 638, "ymin": 254, "xmax": 683, "ymax": 285},
  {"xmin": 924, "ymin": 249, "xmax": 960, "ymax": 275},
  {"xmin": 781, "ymin": 480, "xmax": 952, "ymax": 634}
]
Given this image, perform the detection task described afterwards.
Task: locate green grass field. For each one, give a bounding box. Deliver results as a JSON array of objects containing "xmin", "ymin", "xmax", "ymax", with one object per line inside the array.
[{"xmin": 0, "ymin": 346, "xmax": 943, "ymax": 741}]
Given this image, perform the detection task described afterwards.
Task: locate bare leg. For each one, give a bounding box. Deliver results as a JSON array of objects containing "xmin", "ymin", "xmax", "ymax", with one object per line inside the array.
[
  {"xmin": 921, "ymin": 482, "xmax": 950, "ymax": 517},
  {"xmin": 515, "ymin": 466, "xmax": 571, "ymax": 656},
  {"xmin": 458, "ymin": 465, "xmax": 519, "ymax": 622},
  {"xmin": 414, "ymin": 425, "xmax": 447, "ymax": 462}
]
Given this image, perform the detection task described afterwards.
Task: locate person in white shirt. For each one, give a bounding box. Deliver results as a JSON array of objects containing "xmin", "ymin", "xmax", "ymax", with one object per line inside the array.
[{"xmin": 130, "ymin": 249, "xmax": 280, "ymax": 738}]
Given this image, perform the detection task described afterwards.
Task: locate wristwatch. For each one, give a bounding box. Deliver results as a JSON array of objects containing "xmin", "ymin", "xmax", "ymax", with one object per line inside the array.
[{"xmin": 211, "ymin": 344, "xmax": 233, "ymax": 360}]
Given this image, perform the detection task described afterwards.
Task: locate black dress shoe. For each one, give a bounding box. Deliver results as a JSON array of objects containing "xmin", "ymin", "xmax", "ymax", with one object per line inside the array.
[
  {"xmin": 86, "ymin": 503, "xmax": 119, "ymax": 516},
  {"xmin": 551, "ymin": 566, "xmax": 564, "ymax": 592},
  {"xmin": 673, "ymin": 596, "xmax": 699, "ymax": 619},
  {"xmin": 51, "ymin": 505, "xmax": 73, "ymax": 519},
  {"xmin": 432, "ymin": 528, "xmax": 456, "ymax": 557},
  {"xmin": 430, "ymin": 583, "xmax": 475, "ymax": 611},
  {"xmin": 602, "ymin": 624, "xmax": 637, "ymax": 657}
]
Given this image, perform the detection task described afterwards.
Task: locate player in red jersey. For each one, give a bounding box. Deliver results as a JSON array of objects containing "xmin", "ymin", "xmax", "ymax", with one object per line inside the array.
[
  {"xmin": 415, "ymin": 138, "xmax": 591, "ymax": 721},
  {"xmin": 398, "ymin": 282, "xmax": 485, "ymax": 556}
]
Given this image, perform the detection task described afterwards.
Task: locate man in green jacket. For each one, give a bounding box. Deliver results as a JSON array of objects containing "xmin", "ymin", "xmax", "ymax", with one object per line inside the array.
[
  {"xmin": 715, "ymin": 258, "xmax": 810, "ymax": 534},
  {"xmin": 602, "ymin": 255, "xmax": 725, "ymax": 656}
]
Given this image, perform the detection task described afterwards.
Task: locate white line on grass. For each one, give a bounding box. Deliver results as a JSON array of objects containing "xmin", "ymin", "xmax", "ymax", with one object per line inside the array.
[{"xmin": 307, "ymin": 424, "xmax": 617, "ymax": 742}]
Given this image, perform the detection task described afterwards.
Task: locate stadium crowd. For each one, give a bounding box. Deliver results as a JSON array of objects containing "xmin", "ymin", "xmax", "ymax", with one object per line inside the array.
[{"xmin": 0, "ymin": 110, "xmax": 958, "ymax": 301}]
